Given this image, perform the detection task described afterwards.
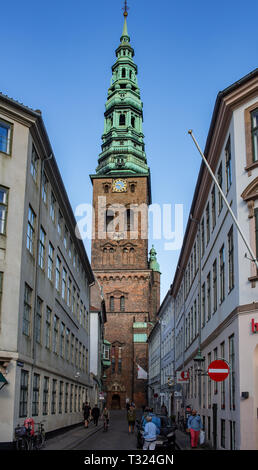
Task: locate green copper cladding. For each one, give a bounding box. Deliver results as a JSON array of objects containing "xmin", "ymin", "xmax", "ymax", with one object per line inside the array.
[
  {"xmin": 149, "ymin": 245, "xmax": 161, "ymax": 273},
  {"xmin": 95, "ymin": 11, "xmax": 149, "ymax": 177}
]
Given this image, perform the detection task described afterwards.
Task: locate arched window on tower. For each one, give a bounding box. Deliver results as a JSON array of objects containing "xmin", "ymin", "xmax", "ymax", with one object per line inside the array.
[
  {"xmin": 131, "ymin": 116, "xmax": 135, "ymax": 128},
  {"xmin": 120, "ymin": 296, "xmax": 125, "ymax": 312},
  {"xmin": 119, "ymin": 114, "xmax": 126, "ymax": 126},
  {"xmin": 106, "ymin": 208, "xmax": 114, "ymax": 232},
  {"xmin": 126, "ymin": 208, "xmax": 134, "ymax": 231},
  {"xmin": 122, "ymin": 68, "xmax": 126, "ymax": 78},
  {"xmin": 110, "ymin": 296, "xmax": 114, "ymax": 312}
]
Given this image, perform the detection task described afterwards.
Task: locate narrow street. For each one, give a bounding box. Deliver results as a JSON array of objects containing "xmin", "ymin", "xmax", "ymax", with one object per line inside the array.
[{"xmin": 73, "ymin": 410, "xmax": 138, "ymax": 450}]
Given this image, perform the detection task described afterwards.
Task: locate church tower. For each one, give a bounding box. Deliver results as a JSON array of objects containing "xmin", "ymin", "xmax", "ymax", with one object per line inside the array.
[{"xmin": 90, "ymin": 5, "xmax": 160, "ymax": 409}]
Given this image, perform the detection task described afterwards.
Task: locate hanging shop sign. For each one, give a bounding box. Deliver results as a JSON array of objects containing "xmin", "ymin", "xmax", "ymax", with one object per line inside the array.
[{"xmin": 176, "ymin": 371, "xmax": 189, "ymax": 383}]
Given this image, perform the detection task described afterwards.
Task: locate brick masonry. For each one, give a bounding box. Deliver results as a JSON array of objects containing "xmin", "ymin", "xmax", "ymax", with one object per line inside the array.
[{"xmin": 91, "ymin": 175, "xmax": 160, "ymax": 409}]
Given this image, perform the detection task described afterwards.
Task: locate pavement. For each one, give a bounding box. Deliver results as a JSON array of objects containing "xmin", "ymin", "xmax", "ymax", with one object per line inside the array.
[{"xmin": 44, "ymin": 412, "xmax": 210, "ymax": 451}]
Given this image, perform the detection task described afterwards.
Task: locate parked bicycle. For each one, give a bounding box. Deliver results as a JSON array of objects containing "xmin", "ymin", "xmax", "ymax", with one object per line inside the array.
[
  {"xmin": 32, "ymin": 421, "xmax": 46, "ymax": 449},
  {"xmin": 14, "ymin": 424, "xmax": 32, "ymax": 450},
  {"xmin": 15, "ymin": 419, "xmax": 46, "ymax": 450}
]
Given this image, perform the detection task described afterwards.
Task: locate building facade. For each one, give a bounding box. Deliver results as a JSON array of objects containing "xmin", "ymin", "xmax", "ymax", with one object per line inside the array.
[
  {"xmin": 0, "ymin": 93, "xmax": 94, "ymax": 446},
  {"xmin": 170, "ymin": 69, "xmax": 258, "ymax": 450},
  {"xmin": 90, "ymin": 11, "xmax": 160, "ymax": 410}
]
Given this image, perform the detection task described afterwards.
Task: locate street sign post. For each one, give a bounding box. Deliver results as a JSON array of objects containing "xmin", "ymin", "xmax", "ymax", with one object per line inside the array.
[{"xmin": 208, "ymin": 360, "xmax": 230, "ymax": 382}]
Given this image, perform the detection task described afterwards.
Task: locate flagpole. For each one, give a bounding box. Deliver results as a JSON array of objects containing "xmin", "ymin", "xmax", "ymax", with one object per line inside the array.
[{"xmin": 188, "ymin": 130, "xmax": 258, "ymax": 271}]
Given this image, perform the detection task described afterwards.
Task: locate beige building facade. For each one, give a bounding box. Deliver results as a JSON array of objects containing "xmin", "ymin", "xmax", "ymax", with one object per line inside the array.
[{"xmin": 0, "ymin": 93, "xmax": 94, "ymax": 446}]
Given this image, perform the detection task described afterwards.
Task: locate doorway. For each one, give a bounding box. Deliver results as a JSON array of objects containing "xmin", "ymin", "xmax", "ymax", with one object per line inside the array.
[{"xmin": 111, "ymin": 394, "xmax": 121, "ymax": 409}]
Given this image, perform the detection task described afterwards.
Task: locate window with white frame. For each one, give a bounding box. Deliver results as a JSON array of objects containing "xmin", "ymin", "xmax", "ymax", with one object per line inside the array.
[
  {"xmin": 38, "ymin": 226, "xmax": 46, "ymax": 269},
  {"xmin": 27, "ymin": 205, "xmax": 36, "ymax": 255},
  {"xmin": 0, "ymin": 186, "xmax": 8, "ymax": 234},
  {"xmin": 31, "ymin": 145, "xmax": 39, "ymax": 182},
  {"xmin": 251, "ymin": 108, "xmax": 258, "ymax": 162},
  {"xmin": 0, "ymin": 119, "xmax": 12, "ymax": 154}
]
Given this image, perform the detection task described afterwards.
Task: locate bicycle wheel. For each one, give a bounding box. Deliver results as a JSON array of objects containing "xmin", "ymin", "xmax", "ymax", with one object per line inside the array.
[
  {"xmin": 16, "ymin": 437, "xmax": 29, "ymax": 451},
  {"xmin": 35, "ymin": 433, "xmax": 45, "ymax": 450}
]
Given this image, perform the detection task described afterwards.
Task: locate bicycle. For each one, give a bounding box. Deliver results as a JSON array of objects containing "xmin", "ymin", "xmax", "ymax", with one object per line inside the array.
[
  {"xmin": 14, "ymin": 424, "xmax": 33, "ymax": 450},
  {"xmin": 32, "ymin": 421, "xmax": 46, "ymax": 450}
]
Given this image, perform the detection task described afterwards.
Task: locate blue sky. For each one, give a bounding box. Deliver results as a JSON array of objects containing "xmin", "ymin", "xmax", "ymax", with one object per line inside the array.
[{"xmin": 2, "ymin": 0, "xmax": 258, "ymax": 300}]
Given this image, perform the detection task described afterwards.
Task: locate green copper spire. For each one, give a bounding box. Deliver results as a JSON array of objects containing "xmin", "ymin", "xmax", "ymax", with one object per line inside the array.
[
  {"xmin": 149, "ymin": 245, "xmax": 160, "ymax": 273},
  {"xmin": 95, "ymin": 5, "xmax": 149, "ymax": 177}
]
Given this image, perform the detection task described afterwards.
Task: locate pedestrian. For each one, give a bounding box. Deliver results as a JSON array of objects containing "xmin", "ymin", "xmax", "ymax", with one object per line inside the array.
[
  {"xmin": 127, "ymin": 405, "xmax": 136, "ymax": 433},
  {"xmin": 187, "ymin": 409, "xmax": 203, "ymax": 449},
  {"xmin": 126, "ymin": 401, "xmax": 130, "ymax": 412},
  {"xmin": 161, "ymin": 403, "xmax": 168, "ymax": 416},
  {"xmin": 142, "ymin": 416, "xmax": 157, "ymax": 450},
  {"xmin": 142, "ymin": 409, "xmax": 161, "ymax": 435},
  {"xmin": 83, "ymin": 402, "xmax": 91, "ymax": 428},
  {"xmin": 91, "ymin": 404, "xmax": 100, "ymax": 426},
  {"xmin": 102, "ymin": 407, "xmax": 110, "ymax": 431}
]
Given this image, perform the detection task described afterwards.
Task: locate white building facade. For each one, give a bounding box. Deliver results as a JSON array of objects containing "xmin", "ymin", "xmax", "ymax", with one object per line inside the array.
[
  {"xmin": 171, "ymin": 69, "xmax": 258, "ymax": 450},
  {"xmin": 0, "ymin": 93, "xmax": 95, "ymax": 447}
]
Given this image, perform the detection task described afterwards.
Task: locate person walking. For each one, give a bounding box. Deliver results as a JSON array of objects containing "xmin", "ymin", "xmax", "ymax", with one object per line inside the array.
[
  {"xmin": 83, "ymin": 402, "xmax": 91, "ymax": 428},
  {"xmin": 187, "ymin": 409, "xmax": 203, "ymax": 449},
  {"xmin": 127, "ymin": 405, "xmax": 136, "ymax": 433},
  {"xmin": 91, "ymin": 404, "xmax": 100, "ymax": 426},
  {"xmin": 102, "ymin": 407, "xmax": 110, "ymax": 431},
  {"xmin": 142, "ymin": 416, "xmax": 157, "ymax": 450},
  {"xmin": 161, "ymin": 403, "xmax": 168, "ymax": 416}
]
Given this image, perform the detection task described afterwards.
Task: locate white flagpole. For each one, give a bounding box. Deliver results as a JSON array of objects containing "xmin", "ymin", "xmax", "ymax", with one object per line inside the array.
[{"xmin": 188, "ymin": 129, "xmax": 258, "ymax": 271}]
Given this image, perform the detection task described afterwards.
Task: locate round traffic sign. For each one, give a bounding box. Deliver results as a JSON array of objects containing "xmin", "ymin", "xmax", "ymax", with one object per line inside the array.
[{"xmin": 208, "ymin": 360, "xmax": 229, "ymax": 382}]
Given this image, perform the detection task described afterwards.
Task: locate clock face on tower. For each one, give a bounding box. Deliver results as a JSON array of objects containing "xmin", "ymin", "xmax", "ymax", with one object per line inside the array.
[{"xmin": 112, "ymin": 179, "xmax": 127, "ymax": 192}]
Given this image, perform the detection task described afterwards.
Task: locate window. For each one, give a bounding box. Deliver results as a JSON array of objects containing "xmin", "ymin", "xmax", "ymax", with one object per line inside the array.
[
  {"xmin": 43, "ymin": 377, "xmax": 49, "ymax": 415},
  {"xmin": 230, "ymin": 421, "xmax": 236, "ymax": 450},
  {"xmin": 19, "ymin": 370, "xmax": 29, "ymax": 417},
  {"xmin": 221, "ymin": 419, "xmax": 226, "ymax": 448},
  {"xmin": 27, "ymin": 206, "xmax": 36, "ymax": 254},
  {"xmin": 51, "ymin": 379, "xmax": 57, "ymax": 414},
  {"xmin": 62, "ymin": 268, "xmax": 67, "ymax": 300},
  {"xmin": 65, "ymin": 328, "xmax": 70, "ymax": 361},
  {"xmin": 131, "ymin": 116, "xmax": 135, "ymax": 128},
  {"xmin": 35, "ymin": 297, "xmax": 42, "ymax": 344},
  {"xmin": 118, "ymin": 347, "xmax": 122, "ymax": 374},
  {"xmin": 225, "ymin": 136, "xmax": 232, "ymax": 191},
  {"xmin": 106, "ymin": 209, "xmax": 115, "ymax": 232},
  {"xmin": 48, "ymin": 242, "xmax": 54, "ymax": 281},
  {"xmin": 220, "ymin": 342, "xmax": 225, "ymax": 409},
  {"xmin": 255, "ymin": 208, "xmax": 258, "ymax": 263},
  {"xmin": 201, "ymin": 282, "xmax": 206, "ymax": 327},
  {"xmin": 42, "ymin": 172, "xmax": 48, "ymax": 203},
  {"xmin": 0, "ymin": 272, "xmax": 3, "ymax": 319},
  {"xmin": 60, "ymin": 322, "xmax": 65, "ymax": 357},
  {"xmin": 70, "ymin": 384, "xmax": 73, "ymax": 412},
  {"xmin": 31, "ymin": 145, "xmax": 39, "ymax": 182},
  {"xmin": 64, "ymin": 226, "xmax": 68, "ymax": 250},
  {"xmin": 207, "ymin": 273, "xmax": 211, "ymax": 321},
  {"xmin": 53, "ymin": 315, "xmax": 59, "ymax": 354},
  {"xmin": 120, "ymin": 296, "xmax": 125, "ymax": 312},
  {"xmin": 110, "ymin": 296, "xmax": 114, "ymax": 311},
  {"xmin": 119, "ymin": 114, "xmax": 126, "ymax": 126},
  {"xmin": 57, "ymin": 210, "xmax": 63, "ymax": 236},
  {"xmin": 121, "ymin": 68, "xmax": 126, "ymax": 78},
  {"xmin": 65, "ymin": 383, "xmax": 69, "ymax": 413},
  {"xmin": 32, "ymin": 373, "xmax": 40, "ymax": 416},
  {"xmin": 59, "ymin": 382, "xmax": 63, "ymax": 414},
  {"xmin": 55, "ymin": 256, "xmax": 61, "ymax": 291},
  {"xmin": 23, "ymin": 283, "xmax": 32, "ymax": 336},
  {"xmin": 50, "ymin": 192, "xmax": 56, "ymax": 222},
  {"xmin": 213, "ymin": 260, "xmax": 217, "ymax": 313},
  {"xmin": 217, "ymin": 163, "xmax": 223, "ymax": 214},
  {"xmin": 229, "ymin": 335, "xmax": 235, "ymax": 410},
  {"xmin": 251, "ymin": 108, "xmax": 258, "ymax": 162},
  {"xmin": 67, "ymin": 278, "xmax": 72, "ymax": 307},
  {"xmin": 0, "ymin": 120, "xmax": 12, "ymax": 154},
  {"xmin": 38, "ymin": 226, "xmax": 46, "ymax": 269},
  {"xmin": 45, "ymin": 307, "xmax": 51, "ymax": 349},
  {"xmin": 0, "ymin": 186, "xmax": 8, "ymax": 234},
  {"xmin": 228, "ymin": 227, "xmax": 234, "ymax": 292},
  {"xmin": 206, "ymin": 203, "xmax": 210, "ymax": 245},
  {"xmin": 201, "ymin": 218, "xmax": 205, "ymax": 257},
  {"xmin": 219, "ymin": 245, "xmax": 225, "ymax": 303},
  {"xmin": 211, "ymin": 185, "xmax": 216, "ymax": 230}
]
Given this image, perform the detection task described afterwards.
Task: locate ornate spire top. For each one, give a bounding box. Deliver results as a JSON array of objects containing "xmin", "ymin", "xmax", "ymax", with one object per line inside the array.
[
  {"xmin": 121, "ymin": 1, "xmax": 130, "ymax": 43},
  {"xmin": 122, "ymin": 0, "xmax": 129, "ymax": 17}
]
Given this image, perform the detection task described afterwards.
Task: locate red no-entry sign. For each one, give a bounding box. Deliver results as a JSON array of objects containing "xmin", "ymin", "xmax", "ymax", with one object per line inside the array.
[{"xmin": 208, "ymin": 360, "xmax": 230, "ymax": 382}]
